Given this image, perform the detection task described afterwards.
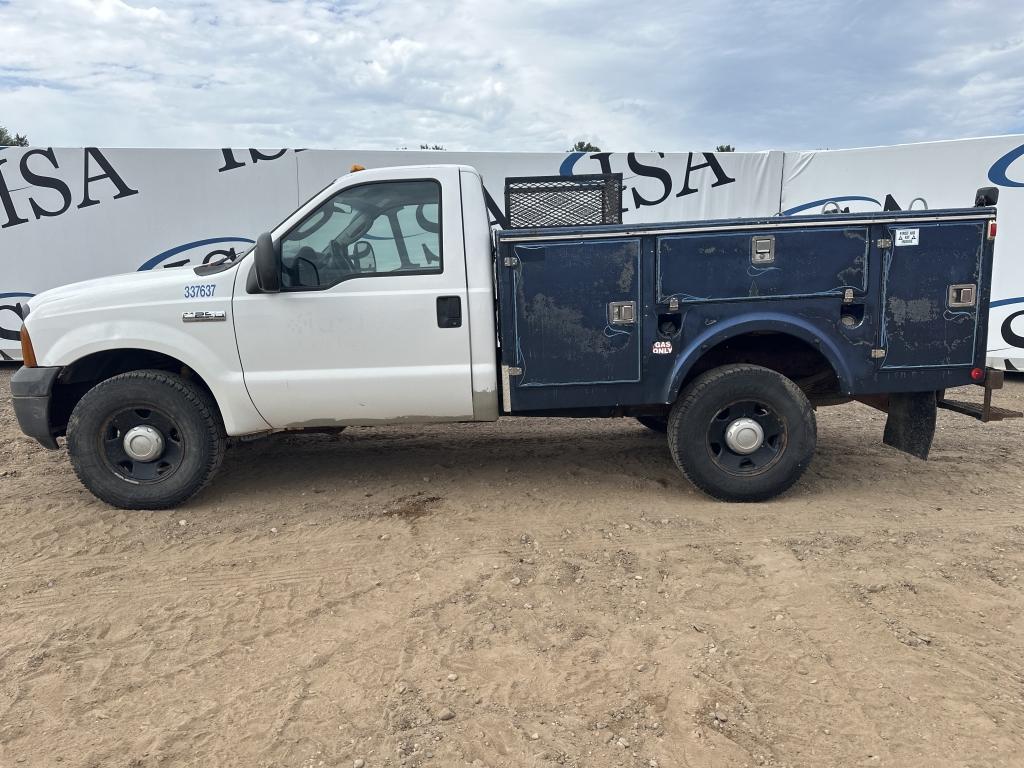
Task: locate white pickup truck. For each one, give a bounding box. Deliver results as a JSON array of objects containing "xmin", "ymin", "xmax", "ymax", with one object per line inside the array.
[{"xmin": 11, "ymin": 164, "xmax": 1014, "ymax": 508}]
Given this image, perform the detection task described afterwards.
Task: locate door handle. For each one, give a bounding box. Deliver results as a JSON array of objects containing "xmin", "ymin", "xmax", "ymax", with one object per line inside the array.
[
  {"xmin": 607, "ymin": 300, "xmax": 636, "ymax": 325},
  {"xmin": 436, "ymin": 296, "xmax": 462, "ymax": 328}
]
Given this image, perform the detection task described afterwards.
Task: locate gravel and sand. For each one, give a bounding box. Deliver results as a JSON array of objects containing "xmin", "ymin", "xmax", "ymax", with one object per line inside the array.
[{"xmin": 2, "ymin": 367, "xmax": 1023, "ymax": 767}]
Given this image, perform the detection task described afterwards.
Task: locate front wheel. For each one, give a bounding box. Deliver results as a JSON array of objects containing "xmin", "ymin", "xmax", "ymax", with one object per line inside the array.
[
  {"xmin": 67, "ymin": 370, "xmax": 226, "ymax": 509},
  {"xmin": 668, "ymin": 364, "xmax": 816, "ymax": 502}
]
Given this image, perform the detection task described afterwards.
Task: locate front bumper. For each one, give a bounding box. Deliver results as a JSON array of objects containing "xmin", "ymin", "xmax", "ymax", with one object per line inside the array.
[{"xmin": 10, "ymin": 366, "xmax": 61, "ymax": 449}]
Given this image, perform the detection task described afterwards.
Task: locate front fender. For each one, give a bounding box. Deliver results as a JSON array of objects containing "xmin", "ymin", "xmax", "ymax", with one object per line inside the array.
[
  {"xmin": 666, "ymin": 312, "xmax": 855, "ymax": 401},
  {"xmin": 38, "ymin": 319, "xmax": 270, "ymax": 435}
]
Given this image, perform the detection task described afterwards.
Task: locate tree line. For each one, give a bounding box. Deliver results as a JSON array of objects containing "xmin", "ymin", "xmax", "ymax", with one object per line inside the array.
[
  {"xmin": 0, "ymin": 123, "xmax": 28, "ymax": 147},
  {"xmin": 2, "ymin": 125, "xmax": 737, "ymax": 153}
]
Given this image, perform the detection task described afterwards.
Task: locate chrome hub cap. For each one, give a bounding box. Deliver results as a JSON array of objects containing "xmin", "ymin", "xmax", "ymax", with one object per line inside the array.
[
  {"xmin": 724, "ymin": 417, "xmax": 764, "ymax": 455},
  {"xmin": 122, "ymin": 425, "xmax": 165, "ymax": 462}
]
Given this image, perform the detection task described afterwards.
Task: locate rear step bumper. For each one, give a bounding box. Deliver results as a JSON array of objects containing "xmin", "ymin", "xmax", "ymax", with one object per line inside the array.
[
  {"xmin": 937, "ymin": 369, "xmax": 1023, "ymax": 423},
  {"xmin": 938, "ymin": 398, "xmax": 1022, "ymax": 422}
]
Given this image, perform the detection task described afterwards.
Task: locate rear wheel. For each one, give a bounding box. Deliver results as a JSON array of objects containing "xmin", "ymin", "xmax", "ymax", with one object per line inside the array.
[
  {"xmin": 67, "ymin": 370, "xmax": 226, "ymax": 509},
  {"xmin": 668, "ymin": 364, "xmax": 816, "ymax": 502}
]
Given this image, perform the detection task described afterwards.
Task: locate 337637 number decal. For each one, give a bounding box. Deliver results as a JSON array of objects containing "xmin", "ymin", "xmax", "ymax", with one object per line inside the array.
[{"xmin": 184, "ymin": 284, "xmax": 216, "ymax": 298}]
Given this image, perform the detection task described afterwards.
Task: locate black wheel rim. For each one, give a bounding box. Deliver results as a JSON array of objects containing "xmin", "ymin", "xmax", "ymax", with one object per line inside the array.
[
  {"xmin": 706, "ymin": 399, "xmax": 787, "ymax": 476},
  {"xmin": 99, "ymin": 405, "xmax": 185, "ymax": 484}
]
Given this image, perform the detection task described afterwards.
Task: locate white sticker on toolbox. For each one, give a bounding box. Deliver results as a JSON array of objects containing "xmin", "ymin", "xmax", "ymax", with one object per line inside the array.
[{"xmin": 894, "ymin": 229, "xmax": 919, "ymax": 246}]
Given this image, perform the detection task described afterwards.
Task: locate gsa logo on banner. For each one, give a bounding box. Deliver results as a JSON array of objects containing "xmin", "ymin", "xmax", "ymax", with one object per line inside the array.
[
  {"xmin": 998, "ymin": 307, "xmax": 1024, "ymax": 350},
  {"xmin": 988, "ymin": 142, "xmax": 1024, "ymax": 188},
  {"xmin": 137, "ymin": 236, "xmax": 255, "ymax": 271},
  {"xmin": 0, "ymin": 292, "xmax": 32, "ymax": 355},
  {"xmin": 0, "ymin": 147, "xmax": 139, "ymax": 229},
  {"xmin": 986, "ymin": 142, "xmax": 1024, "ymax": 350},
  {"xmin": 558, "ymin": 151, "xmax": 737, "ymax": 214}
]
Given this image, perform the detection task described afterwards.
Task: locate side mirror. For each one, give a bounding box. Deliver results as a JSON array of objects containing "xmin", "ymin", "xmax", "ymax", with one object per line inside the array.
[
  {"xmin": 254, "ymin": 232, "xmax": 280, "ymax": 292},
  {"xmin": 975, "ymin": 186, "xmax": 999, "ymax": 207}
]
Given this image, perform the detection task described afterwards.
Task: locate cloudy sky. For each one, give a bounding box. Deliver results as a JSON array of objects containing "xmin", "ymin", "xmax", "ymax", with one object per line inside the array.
[{"xmin": 1, "ymin": 0, "xmax": 1022, "ymax": 152}]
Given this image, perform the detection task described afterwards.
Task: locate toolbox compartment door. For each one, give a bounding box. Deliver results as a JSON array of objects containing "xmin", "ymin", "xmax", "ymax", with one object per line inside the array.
[
  {"xmin": 506, "ymin": 238, "xmax": 641, "ymax": 391},
  {"xmin": 879, "ymin": 221, "xmax": 985, "ymax": 369},
  {"xmin": 657, "ymin": 226, "xmax": 869, "ymax": 303}
]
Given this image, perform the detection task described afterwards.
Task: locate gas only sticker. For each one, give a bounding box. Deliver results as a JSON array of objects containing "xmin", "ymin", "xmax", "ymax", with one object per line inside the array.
[
  {"xmin": 894, "ymin": 229, "xmax": 919, "ymax": 247},
  {"xmin": 652, "ymin": 340, "xmax": 673, "ymax": 355}
]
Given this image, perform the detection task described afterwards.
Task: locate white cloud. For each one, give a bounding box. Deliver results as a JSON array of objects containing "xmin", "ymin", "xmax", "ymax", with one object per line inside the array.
[{"xmin": 0, "ymin": 0, "xmax": 1022, "ymax": 151}]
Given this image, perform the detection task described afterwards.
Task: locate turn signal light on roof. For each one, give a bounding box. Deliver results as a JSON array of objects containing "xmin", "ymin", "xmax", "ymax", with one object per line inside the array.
[
  {"xmin": 20, "ymin": 325, "xmax": 37, "ymax": 368},
  {"xmin": 970, "ymin": 367, "xmax": 986, "ymax": 382},
  {"xmin": 350, "ymin": 164, "xmax": 366, "ymax": 173},
  {"xmin": 988, "ymin": 220, "xmax": 997, "ymax": 240}
]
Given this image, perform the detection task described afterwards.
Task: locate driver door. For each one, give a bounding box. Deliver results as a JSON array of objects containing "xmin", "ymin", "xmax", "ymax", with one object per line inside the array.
[{"xmin": 231, "ymin": 168, "xmax": 475, "ymax": 428}]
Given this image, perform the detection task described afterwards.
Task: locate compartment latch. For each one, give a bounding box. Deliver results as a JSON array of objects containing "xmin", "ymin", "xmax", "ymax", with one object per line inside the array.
[
  {"xmin": 751, "ymin": 235, "xmax": 775, "ymax": 265},
  {"xmin": 947, "ymin": 283, "xmax": 976, "ymax": 308},
  {"xmin": 608, "ymin": 301, "xmax": 637, "ymax": 325}
]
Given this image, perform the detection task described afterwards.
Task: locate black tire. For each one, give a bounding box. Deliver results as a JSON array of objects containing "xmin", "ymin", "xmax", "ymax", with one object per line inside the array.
[
  {"xmin": 668, "ymin": 364, "xmax": 816, "ymax": 502},
  {"xmin": 67, "ymin": 370, "xmax": 226, "ymax": 510},
  {"xmin": 636, "ymin": 415, "xmax": 668, "ymax": 433}
]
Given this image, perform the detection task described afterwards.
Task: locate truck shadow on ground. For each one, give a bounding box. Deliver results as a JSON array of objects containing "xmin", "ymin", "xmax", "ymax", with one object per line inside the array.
[
  {"xmin": 212, "ymin": 419, "xmax": 686, "ymax": 498},
  {"xmin": 201, "ymin": 412, "xmax": 945, "ymax": 509}
]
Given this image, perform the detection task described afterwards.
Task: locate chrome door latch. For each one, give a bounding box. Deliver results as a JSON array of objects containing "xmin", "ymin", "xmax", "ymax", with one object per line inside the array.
[
  {"xmin": 948, "ymin": 283, "xmax": 977, "ymax": 308},
  {"xmin": 751, "ymin": 235, "xmax": 775, "ymax": 265},
  {"xmin": 608, "ymin": 301, "xmax": 637, "ymax": 325}
]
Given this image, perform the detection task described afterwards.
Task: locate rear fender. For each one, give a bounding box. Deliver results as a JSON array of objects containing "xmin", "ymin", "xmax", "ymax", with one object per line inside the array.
[{"xmin": 666, "ymin": 312, "xmax": 855, "ymax": 401}]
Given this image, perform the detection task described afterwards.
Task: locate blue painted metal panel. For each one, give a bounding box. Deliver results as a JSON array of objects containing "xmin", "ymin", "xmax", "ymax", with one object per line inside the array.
[
  {"xmin": 879, "ymin": 221, "xmax": 984, "ymax": 369},
  {"xmin": 657, "ymin": 227, "xmax": 868, "ymax": 303},
  {"xmin": 511, "ymin": 239, "xmax": 641, "ymax": 387},
  {"xmin": 493, "ymin": 206, "xmax": 997, "ymax": 413}
]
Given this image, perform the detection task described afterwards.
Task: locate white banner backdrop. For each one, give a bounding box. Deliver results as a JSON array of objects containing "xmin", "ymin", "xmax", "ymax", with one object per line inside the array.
[
  {"xmin": 0, "ymin": 147, "xmax": 299, "ymax": 355},
  {"xmin": 0, "ymin": 147, "xmax": 782, "ymax": 357},
  {"xmin": 294, "ymin": 149, "xmax": 786, "ymax": 224},
  {"xmin": 1, "ymin": 138, "xmax": 1022, "ymax": 367}
]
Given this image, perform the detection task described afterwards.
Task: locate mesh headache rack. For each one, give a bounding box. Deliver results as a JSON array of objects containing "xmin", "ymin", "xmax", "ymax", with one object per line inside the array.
[{"xmin": 504, "ymin": 174, "xmax": 623, "ymax": 229}]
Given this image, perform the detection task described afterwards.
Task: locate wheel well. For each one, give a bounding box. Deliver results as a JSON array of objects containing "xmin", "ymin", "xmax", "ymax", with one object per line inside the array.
[
  {"xmin": 682, "ymin": 332, "xmax": 841, "ymax": 400},
  {"xmin": 51, "ymin": 349, "xmax": 218, "ymax": 436}
]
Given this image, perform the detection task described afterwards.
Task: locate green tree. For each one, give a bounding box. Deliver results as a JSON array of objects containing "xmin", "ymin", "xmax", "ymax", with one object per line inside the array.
[
  {"xmin": 0, "ymin": 124, "xmax": 29, "ymax": 147},
  {"xmin": 569, "ymin": 140, "xmax": 601, "ymax": 152},
  {"xmin": 715, "ymin": 144, "xmax": 735, "ymax": 152}
]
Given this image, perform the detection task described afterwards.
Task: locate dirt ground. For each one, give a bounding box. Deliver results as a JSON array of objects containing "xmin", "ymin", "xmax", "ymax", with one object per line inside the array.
[{"xmin": 1, "ymin": 366, "xmax": 1024, "ymax": 768}]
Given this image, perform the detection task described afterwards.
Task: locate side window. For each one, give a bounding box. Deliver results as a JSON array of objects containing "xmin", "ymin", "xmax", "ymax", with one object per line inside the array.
[{"xmin": 278, "ymin": 180, "xmax": 442, "ymax": 290}]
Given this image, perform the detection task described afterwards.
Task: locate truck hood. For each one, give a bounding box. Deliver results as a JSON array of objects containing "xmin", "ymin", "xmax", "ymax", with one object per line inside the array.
[{"xmin": 26, "ymin": 266, "xmax": 234, "ymax": 322}]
